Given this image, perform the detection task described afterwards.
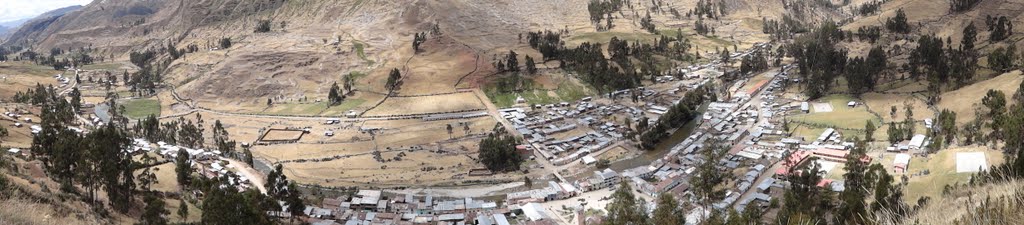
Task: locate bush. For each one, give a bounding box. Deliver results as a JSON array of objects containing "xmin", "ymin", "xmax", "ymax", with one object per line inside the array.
[
  {"xmin": 254, "ymin": 20, "xmax": 272, "ymax": 33},
  {"xmin": 219, "ymin": 37, "xmax": 232, "ymax": 49}
]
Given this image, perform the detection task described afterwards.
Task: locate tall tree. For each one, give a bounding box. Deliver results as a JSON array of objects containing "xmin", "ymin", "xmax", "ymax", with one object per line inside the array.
[
  {"xmin": 778, "ymin": 161, "xmax": 831, "ymax": 224},
  {"xmin": 265, "ymin": 164, "xmax": 289, "ymax": 200},
  {"xmin": 938, "ymin": 109, "xmax": 958, "ymax": 146},
  {"xmin": 864, "ymin": 120, "xmax": 876, "ymax": 142},
  {"xmin": 137, "ymin": 153, "xmax": 159, "ymax": 192},
  {"xmin": 138, "ymin": 194, "xmax": 169, "ymax": 225},
  {"xmin": 90, "ymin": 124, "xmax": 135, "ymax": 213},
  {"xmin": 506, "ymin": 50, "xmax": 520, "ymax": 72},
  {"xmin": 690, "ymin": 138, "xmax": 730, "ymax": 208},
  {"xmin": 652, "ymin": 193, "xmax": 685, "ymax": 225},
  {"xmin": 385, "ymin": 68, "xmax": 402, "ymax": 91},
  {"xmin": 962, "ymin": 22, "xmax": 977, "ymax": 52},
  {"xmin": 834, "ymin": 139, "xmax": 870, "ymax": 224},
  {"xmin": 886, "ymin": 8, "xmax": 910, "ymax": 33},
  {"xmin": 870, "ymin": 166, "xmax": 907, "ymax": 222},
  {"xmin": 478, "ymin": 124, "xmax": 523, "ymax": 172},
  {"xmin": 201, "ymin": 183, "xmax": 274, "ymax": 225},
  {"xmin": 446, "ymin": 124, "xmax": 454, "ymax": 139},
  {"xmin": 286, "ymin": 182, "xmax": 307, "ymax": 219},
  {"xmin": 177, "ymin": 199, "xmax": 189, "ymax": 223},
  {"xmin": 602, "ymin": 182, "xmax": 648, "ymax": 225},
  {"xmin": 175, "ymin": 150, "xmax": 192, "ymax": 189},
  {"xmin": 328, "ymin": 82, "xmax": 343, "ymax": 105},
  {"xmin": 983, "ymin": 89, "xmax": 1008, "ymax": 142},
  {"xmin": 525, "ymin": 55, "xmax": 538, "ymax": 75}
]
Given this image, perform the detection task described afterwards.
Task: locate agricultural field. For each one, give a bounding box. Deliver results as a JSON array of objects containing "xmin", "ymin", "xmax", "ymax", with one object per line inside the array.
[
  {"xmin": 80, "ymin": 62, "xmax": 132, "ymax": 71},
  {"xmin": 363, "ymin": 92, "xmax": 486, "ymax": 116},
  {"xmin": 399, "ymin": 36, "xmax": 481, "ymax": 95},
  {"xmin": 0, "ymin": 61, "xmax": 62, "ymax": 99},
  {"xmin": 242, "ymin": 115, "xmax": 508, "ymax": 188},
  {"xmin": 485, "ymin": 73, "xmax": 595, "ymax": 108}
]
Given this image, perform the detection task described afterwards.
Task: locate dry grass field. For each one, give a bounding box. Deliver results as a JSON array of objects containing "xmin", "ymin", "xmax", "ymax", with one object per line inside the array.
[
  {"xmin": 872, "ymin": 145, "xmax": 1006, "ymax": 204},
  {"xmin": 862, "ymin": 92, "xmax": 934, "ymax": 122},
  {"xmin": 282, "ymin": 146, "xmax": 484, "ymax": 187},
  {"xmin": 133, "ymin": 163, "xmax": 180, "ymax": 194},
  {"xmin": 253, "ymin": 116, "xmax": 497, "ymax": 161},
  {"xmin": 363, "ymin": 92, "xmax": 486, "ymax": 116},
  {"xmin": 938, "ymin": 71, "xmax": 1023, "ymax": 125},
  {"xmin": 789, "ymin": 94, "xmax": 882, "ymax": 131},
  {"xmin": 165, "ymin": 197, "xmax": 202, "ymax": 223},
  {"xmin": 788, "ymin": 125, "xmax": 827, "ymax": 143},
  {"xmin": 260, "ymin": 129, "xmax": 305, "ymax": 142},
  {"xmin": 400, "ymin": 37, "xmax": 481, "ymax": 95},
  {"xmin": 901, "ymin": 179, "xmax": 1024, "ymax": 225},
  {"xmin": 244, "ymin": 115, "xmax": 503, "ymax": 187},
  {"xmin": 0, "ymin": 119, "xmax": 34, "ymax": 148},
  {"xmin": 0, "ymin": 61, "xmax": 62, "ymax": 100}
]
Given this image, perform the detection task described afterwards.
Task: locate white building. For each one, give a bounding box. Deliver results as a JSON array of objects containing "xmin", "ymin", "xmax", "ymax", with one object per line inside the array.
[
  {"xmin": 593, "ymin": 168, "xmax": 620, "ymax": 189},
  {"xmin": 908, "ymin": 134, "xmax": 926, "ymax": 149}
]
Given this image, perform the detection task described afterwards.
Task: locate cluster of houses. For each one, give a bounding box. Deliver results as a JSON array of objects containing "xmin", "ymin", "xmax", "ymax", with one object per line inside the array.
[
  {"xmin": 128, "ymin": 138, "xmax": 256, "ymax": 190},
  {"xmin": 293, "ymin": 190, "xmax": 538, "ymax": 225},
  {"xmin": 498, "ymin": 99, "xmax": 631, "ymax": 166}
]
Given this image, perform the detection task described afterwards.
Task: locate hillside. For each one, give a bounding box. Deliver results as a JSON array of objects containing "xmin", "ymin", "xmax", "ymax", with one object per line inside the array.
[
  {"xmin": 896, "ymin": 179, "xmax": 1024, "ymax": 224},
  {"xmin": 1, "ymin": 0, "xmax": 832, "ymax": 114}
]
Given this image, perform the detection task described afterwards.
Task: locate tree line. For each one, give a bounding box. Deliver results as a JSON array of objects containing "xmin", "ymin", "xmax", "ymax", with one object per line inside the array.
[
  {"xmin": 524, "ymin": 29, "xmax": 693, "ymax": 93},
  {"xmin": 949, "ymin": 0, "xmax": 983, "ymax": 13},
  {"xmin": 762, "ymin": 15, "xmax": 806, "ymax": 41},
  {"xmin": 986, "ymin": 15, "xmax": 1014, "ymax": 43},
  {"xmin": 885, "ymin": 8, "xmax": 910, "ymax": 34},
  {"xmin": 908, "ymin": 22, "xmax": 978, "ymax": 102}
]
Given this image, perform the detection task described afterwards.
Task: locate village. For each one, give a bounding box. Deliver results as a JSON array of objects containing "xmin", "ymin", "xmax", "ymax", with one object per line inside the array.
[
  {"xmin": 275, "ymin": 35, "xmax": 1009, "ymax": 224},
  {"xmin": 234, "ymin": 42, "xmax": 955, "ymax": 225},
  {"xmin": 1, "ymin": 37, "xmax": 993, "ymax": 225}
]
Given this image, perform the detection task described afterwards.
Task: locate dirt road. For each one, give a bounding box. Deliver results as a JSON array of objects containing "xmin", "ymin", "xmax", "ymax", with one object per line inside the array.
[
  {"xmin": 472, "ymin": 88, "xmax": 519, "ymax": 136},
  {"xmin": 222, "ymin": 157, "xmax": 268, "ymax": 194},
  {"xmin": 385, "ymin": 181, "xmax": 524, "ymax": 198}
]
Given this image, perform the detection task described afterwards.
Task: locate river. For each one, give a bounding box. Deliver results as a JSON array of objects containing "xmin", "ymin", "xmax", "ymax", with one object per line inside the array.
[
  {"xmin": 569, "ymin": 103, "xmax": 708, "ymax": 180},
  {"xmin": 608, "ymin": 113, "xmax": 703, "ymax": 171}
]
